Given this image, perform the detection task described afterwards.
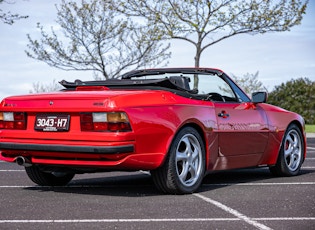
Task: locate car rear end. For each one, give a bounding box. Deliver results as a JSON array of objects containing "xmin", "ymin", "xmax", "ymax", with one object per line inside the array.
[{"xmin": 0, "ymin": 90, "xmax": 165, "ymax": 171}]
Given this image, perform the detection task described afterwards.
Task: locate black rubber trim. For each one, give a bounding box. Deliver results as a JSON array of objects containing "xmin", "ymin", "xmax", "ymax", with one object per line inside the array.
[{"xmin": 0, "ymin": 142, "xmax": 134, "ymax": 154}]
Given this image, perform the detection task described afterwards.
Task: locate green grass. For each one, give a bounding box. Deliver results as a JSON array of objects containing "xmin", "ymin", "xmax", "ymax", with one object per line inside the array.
[{"xmin": 306, "ymin": 125, "xmax": 315, "ymax": 133}]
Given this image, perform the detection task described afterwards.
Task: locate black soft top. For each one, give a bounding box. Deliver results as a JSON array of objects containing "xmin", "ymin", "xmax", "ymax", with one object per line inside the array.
[
  {"xmin": 59, "ymin": 68, "xmax": 228, "ymax": 101},
  {"xmin": 59, "ymin": 68, "xmax": 222, "ymax": 94},
  {"xmin": 60, "ymin": 77, "xmax": 189, "ymax": 91}
]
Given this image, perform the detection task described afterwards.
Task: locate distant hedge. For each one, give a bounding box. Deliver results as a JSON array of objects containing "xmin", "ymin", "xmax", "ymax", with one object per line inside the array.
[{"xmin": 268, "ymin": 78, "xmax": 315, "ymax": 124}]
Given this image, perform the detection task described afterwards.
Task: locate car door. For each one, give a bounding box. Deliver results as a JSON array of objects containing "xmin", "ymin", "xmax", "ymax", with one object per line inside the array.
[
  {"xmin": 198, "ymin": 73, "xmax": 269, "ymax": 169},
  {"xmin": 215, "ymin": 101, "xmax": 269, "ymax": 163}
]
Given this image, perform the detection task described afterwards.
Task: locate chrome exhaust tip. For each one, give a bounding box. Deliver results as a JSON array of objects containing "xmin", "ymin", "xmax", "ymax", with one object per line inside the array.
[{"xmin": 15, "ymin": 156, "xmax": 32, "ymax": 167}]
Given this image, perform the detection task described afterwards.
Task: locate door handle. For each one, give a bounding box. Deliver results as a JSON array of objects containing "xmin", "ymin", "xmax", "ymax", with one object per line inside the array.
[{"xmin": 218, "ymin": 111, "xmax": 229, "ymax": 118}]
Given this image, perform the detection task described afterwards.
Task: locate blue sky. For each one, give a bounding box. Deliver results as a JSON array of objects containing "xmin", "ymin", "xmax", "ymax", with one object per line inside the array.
[{"xmin": 0, "ymin": 0, "xmax": 314, "ymax": 100}]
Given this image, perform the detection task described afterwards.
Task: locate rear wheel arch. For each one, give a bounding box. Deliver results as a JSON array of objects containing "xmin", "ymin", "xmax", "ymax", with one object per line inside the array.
[
  {"xmin": 181, "ymin": 123, "xmax": 207, "ymax": 148},
  {"xmin": 172, "ymin": 123, "xmax": 208, "ymax": 164},
  {"xmin": 160, "ymin": 122, "xmax": 208, "ymax": 165},
  {"xmin": 151, "ymin": 123, "xmax": 207, "ymax": 194}
]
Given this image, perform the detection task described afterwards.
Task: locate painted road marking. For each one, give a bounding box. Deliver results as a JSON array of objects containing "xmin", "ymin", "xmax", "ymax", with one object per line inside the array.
[
  {"xmin": 0, "ymin": 182, "xmax": 315, "ymax": 189},
  {"xmin": 0, "ymin": 217, "xmax": 314, "ymax": 224},
  {"xmin": 194, "ymin": 193, "xmax": 272, "ymax": 230},
  {"xmin": 0, "ymin": 170, "xmax": 24, "ymax": 172},
  {"xmin": 203, "ymin": 182, "xmax": 315, "ymax": 187}
]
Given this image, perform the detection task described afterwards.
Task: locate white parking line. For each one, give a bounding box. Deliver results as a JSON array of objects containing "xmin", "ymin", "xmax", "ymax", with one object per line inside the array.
[
  {"xmin": 302, "ymin": 166, "xmax": 315, "ymax": 169},
  {"xmin": 0, "ymin": 218, "xmax": 238, "ymax": 223},
  {"xmin": 203, "ymin": 182, "xmax": 315, "ymax": 187},
  {"xmin": 0, "ymin": 170, "xmax": 24, "ymax": 172},
  {"xmin": 0, "ymin": 181, "xmax": 315, "ymax": 189},
  {"xmin": 1, "ymin": 217, "xmax": 313, "ymax": 224},
  {"xmin": 193, "ymin": 193, "xmax": 272, "ymax": 230},
  {"xmin": 0, "ymin": 186, "xmax": 31, "ymax": 188},
  {"xmin": 307, "ymin": 147, "xmax": 315, "ymax": 150},
  {"xmin": 256, "ymin": 217, "xmax": 315, "ymax": 221}
]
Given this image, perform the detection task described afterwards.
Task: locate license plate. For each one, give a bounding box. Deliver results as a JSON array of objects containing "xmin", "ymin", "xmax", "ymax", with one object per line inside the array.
[{"xmin": 35, "ymin": 114, "xmax": 70, "ymax": 132}]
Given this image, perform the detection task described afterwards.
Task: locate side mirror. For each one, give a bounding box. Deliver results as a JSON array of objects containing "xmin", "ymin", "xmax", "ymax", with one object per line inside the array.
[{"xmin": 252, "ymin": 92, "xmax": 267, "ymax": 103}]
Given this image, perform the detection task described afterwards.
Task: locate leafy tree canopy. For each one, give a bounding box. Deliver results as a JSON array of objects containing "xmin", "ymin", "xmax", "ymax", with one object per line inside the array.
[
  {"xmin": 30, "ymin": 79, "xmax": 63, "ymax": 94},
  {"xmin": 27, "ymin": 0, "xmax": 309, "ymax": 91},
  {"xmin": 0, "ymin": 0, "xmax": 28, "ymax": 24},
  {"xmin": 268, "ymin": 78, "xmax": 315, "ymax": 124},
  {"xmin": 115, "ymin": 0, "xmax": 308, "ymax": 88},
  {"xmin": 26, "ymin": 0, "xmax": 170, "ymax": 79},
  {"xmin": 230, "ymin": 71, "xmax": 266, "ymax": 95}
]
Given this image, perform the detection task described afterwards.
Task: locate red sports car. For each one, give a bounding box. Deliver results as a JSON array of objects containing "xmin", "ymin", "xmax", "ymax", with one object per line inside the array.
[{"xmin": 0, "ymin": 68, "xmax": 306, "ymax": 194}]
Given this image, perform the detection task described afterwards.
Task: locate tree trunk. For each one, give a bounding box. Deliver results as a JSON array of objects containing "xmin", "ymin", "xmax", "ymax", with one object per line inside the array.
[{"xmin": 193, "ymin": 45, "xmax": 201, "ymax": 89}]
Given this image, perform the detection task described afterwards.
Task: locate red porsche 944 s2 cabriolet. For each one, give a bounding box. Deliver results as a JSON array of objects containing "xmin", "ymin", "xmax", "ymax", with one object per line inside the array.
[{"xmin": 0, "ymin": 68, "xmax": 306, "ymax": 194}]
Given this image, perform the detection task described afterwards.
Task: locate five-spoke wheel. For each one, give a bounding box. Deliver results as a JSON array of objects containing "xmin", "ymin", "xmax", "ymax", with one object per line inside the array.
[
  {"xmin": 175, "ymin": 133, "xmax": 203, "ymax": 187},
  {"xmin": 151, "ymin": 127, "xmax": 205, "ymax": 194},
  {"xmin": 269, "ymin": 124, "xmax": 305, "ymax": 176}
]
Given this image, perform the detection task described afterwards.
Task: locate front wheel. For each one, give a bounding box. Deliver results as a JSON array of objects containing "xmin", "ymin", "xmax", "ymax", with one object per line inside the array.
[
  {"xmin": 151, "ymin": 127, "xmax": 205, "ymax": 194},
  {"xmin": 25, "ymin": 165, "xmax": 75, "ymax": 186},
  {"xmin": 269, "ymin": 124, "xmax": 305, "ymax": 176}
]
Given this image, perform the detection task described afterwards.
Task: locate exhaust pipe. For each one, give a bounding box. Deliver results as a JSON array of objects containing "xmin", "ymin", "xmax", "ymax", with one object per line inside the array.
[{"xmin": 15, "ymin": 156, "xmax": 32, "ymax": 167}]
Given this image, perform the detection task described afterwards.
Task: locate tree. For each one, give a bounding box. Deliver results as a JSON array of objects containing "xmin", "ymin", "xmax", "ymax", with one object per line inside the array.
[
  {"xmin": 230, "ymin": 71, "xmax": 266, "ymax": 95},
  {"xmin": 26, "ymin": 0, "xmax": 170, "ymax": 79},
  {"xmin": 268, "ymin": 78, "xmax": 315, "ymax": 124},
  {"xmin": 0, "ymin": 0, "xmax": 28, "ymax": 24},
  {"xmin": 115, "ymin": 0, "xmax": 308, "ymax": 88},
  {"xmin": 30, "ymin": 79, "xmax": 63, "ymax": 93}
]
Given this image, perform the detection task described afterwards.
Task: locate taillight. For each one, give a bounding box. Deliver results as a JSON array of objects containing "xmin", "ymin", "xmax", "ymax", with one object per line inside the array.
[
  {"xmin": 80, "ymin": 112, "xmax": 132, "ymax": 132},
  {"xmin": 0, "ymin": 112, "xmax": 26, "ymax": 130}
]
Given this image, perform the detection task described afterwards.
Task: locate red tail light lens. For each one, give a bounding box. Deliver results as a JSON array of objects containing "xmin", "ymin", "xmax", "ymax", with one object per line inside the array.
[
  {"xmin": 80, "ymin": 112, "xmax": 131, "ymax": 132},
  {"xmin": 0, "ymin": 112, "xmax": 26, "ymax": 130}
]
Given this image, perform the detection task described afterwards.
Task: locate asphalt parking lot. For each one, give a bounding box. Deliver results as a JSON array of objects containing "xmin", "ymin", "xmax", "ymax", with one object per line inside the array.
[{"xmin": 0, "ymin": 138, "xmax": 314, "ymax": 230}]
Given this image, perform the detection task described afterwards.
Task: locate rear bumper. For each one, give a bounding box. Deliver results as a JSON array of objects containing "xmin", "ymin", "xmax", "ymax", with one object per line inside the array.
[
  {"xmin": 0, "ymin": 142, "xmax": 165, "ymax": 170},
  {"xmin": 0, "ymin": 142, "xmax": 134, "ymax": 154}
]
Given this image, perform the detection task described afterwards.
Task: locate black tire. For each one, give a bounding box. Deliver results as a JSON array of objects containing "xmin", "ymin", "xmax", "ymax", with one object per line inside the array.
[
  {"xmin": 269, "ymin": 124, "xmax": 305, "ymax": 177},
  {"xmin": 25, "ymin": 166, "xmax": 75, "ymax": 186},
  {"xmin": 151, "ymin": 127, "xmax": 205, "ymax": 194}
]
